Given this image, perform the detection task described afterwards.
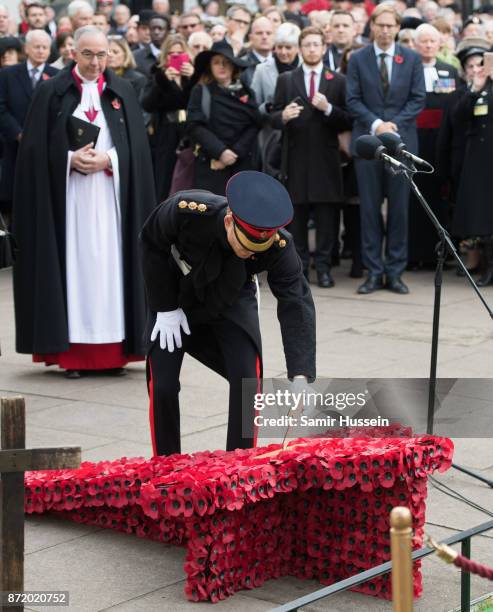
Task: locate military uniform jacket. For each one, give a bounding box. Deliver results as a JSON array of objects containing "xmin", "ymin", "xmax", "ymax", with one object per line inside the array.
[{"xmin": 140, "ymin": 190, "xmax": 316, "ymax": 379}]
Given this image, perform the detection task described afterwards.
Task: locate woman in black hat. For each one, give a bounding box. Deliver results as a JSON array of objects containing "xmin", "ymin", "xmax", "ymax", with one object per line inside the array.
[
  {"xmin": 449, "ymin": 41, "xmax": 493, "ymax": 285},
  {"xmin": 186, "ymin": 40, "xmax": 262, "ymax": 195},
  {"xmin": 0, "ymin": 37, "xmax": 23, "ymax": 69}
]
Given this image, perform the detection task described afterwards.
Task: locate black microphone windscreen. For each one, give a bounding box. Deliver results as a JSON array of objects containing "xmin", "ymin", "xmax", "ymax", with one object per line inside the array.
[
  {"xmin": 377, "ymin": 132, "xmax": 403, "ymax": 155},
  {"xmin": 355, "ymin": 135, "xmax": 385, "ymax": 161}
]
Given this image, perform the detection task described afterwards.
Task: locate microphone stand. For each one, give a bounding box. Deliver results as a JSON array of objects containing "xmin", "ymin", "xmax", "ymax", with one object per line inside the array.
[{"xmin": 387, "ymin": 160, "xmax": 493, "ymax": 487}]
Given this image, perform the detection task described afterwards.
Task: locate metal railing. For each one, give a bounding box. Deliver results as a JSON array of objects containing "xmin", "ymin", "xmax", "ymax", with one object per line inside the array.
[{"xmin": 271, "ymin": 519, "xmax": 493, "ymax": 612}]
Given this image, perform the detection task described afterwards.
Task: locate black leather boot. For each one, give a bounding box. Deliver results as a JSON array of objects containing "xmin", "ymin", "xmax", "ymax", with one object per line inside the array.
[{"xmin": 477, "ymin": 240, "xmax": 493, "ymax": 287}]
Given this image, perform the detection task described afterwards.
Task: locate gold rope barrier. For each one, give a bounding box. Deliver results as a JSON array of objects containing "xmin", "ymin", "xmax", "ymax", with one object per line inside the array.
[{"xmin": 390, "ymin": 506, "xmax": 414, "ymax": 612}]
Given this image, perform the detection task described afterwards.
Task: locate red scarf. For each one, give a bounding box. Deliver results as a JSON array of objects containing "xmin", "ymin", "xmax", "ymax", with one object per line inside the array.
[{"xmin": 71, "ymin": 68, "xmax": 106, "ymax": 123}]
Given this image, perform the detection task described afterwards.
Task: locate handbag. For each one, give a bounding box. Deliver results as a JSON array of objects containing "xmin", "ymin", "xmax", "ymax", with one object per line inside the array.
[
  {"xmin": 169, "ymin": 85, "xmax": 212, "ymax": 195},
  {"xmin": 169, "ymin": 146, "xmax": 195, "ymax": 193},
  {"xmin": 0, "ymin": 211, "xmax": 15, "ymax": 269}
]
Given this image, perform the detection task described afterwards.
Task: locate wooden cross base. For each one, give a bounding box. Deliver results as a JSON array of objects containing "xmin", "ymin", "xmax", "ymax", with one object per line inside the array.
[{"xmin": 0, "ymin": 397, "xmax": 81, "ymax": 612}]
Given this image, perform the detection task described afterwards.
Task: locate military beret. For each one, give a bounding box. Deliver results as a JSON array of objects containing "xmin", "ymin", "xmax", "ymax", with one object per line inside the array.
[{"xmin": 226, "ymin": 171, "xmax": 293, "ymax": 253}]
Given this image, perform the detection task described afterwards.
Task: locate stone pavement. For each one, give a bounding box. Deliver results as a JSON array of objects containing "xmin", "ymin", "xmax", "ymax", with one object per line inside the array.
[{"xmin": 0, "ymin": 263, "xmax": 492, "ymax": 612}]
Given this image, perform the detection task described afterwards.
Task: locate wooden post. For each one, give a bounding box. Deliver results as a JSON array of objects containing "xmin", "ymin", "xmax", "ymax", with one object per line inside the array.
[
  {"xmin": 390, "ymin": 506, "xmax": 414, "ymax": 612},
  {"xmin": 0, "ymin": 397, "xmax": 81, "ymax": 612},
  {"xmin": 1, "ymin": 397, "xmax": 25, "ymax": 612}
]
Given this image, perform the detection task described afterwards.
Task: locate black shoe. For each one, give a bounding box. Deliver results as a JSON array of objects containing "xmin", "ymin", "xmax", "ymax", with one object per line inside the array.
[
  {"xmin": 357, "ymin": 275, "xmax": 383, "ymax": 294},
  {"xmin": 317, "ymin": 271, "xmax": 335, "ymax": 288},
  {"xmin": 477, "ymin": 269, "xmax": 493, "ymax": 287},
  {"xmin": 106, "ymin": 367, "xmax": 127, "ymax": 376},
  {"xmin": 65, "ymin": 369, "xmax": 81, "ymax": 379},
  {"xmin": 385, "ymin": 276, "xmax": 409, "ymax": 294},
  {"xmin": 349, "ymin": 262, "xmax": 363, "ymax": 279}
]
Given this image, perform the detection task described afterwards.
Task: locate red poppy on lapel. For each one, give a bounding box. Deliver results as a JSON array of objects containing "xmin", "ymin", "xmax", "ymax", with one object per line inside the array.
[
  {"xmin": 394, "ymin": 55, "xmax": 404, "ymax": 64},
  {"xmin": 112, "ymin": 98, "xmax": 121, "ymax": 109},
  {"xmin": 42, "ymin": 72, "xmax": 50, "ymax": 81},
  {"xmin": 324, "ymin": 70, "xmax": 334, "ymax": 80},
  {"xmin": 239, "ymin": 94, "xmax": 249, "ymax": 104}
]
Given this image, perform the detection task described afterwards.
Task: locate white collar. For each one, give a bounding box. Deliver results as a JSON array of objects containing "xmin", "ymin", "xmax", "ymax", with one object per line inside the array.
[
  {"xmin": 423, "ymin": 60, "xmax": 437, "ymax": 68},
  {"xmin": 302, "ymin": 61, "xmax": 323, "ymax": 75},
  {"xmin": 252, "ymin": 49, "xmax": 272, "ymax": 63},
  {"xmin": 150, "ymin": 43, "xmax": 160, "ymax": 58},
  {"xmin": 374, "ymin": 42, "xmax": 395, "ymax": 57},
  {"xmin": 75, "ymin": 64, "xmax": 102, "ymax": 113},
  {"xmin": 27, "ymin": 60, "xmax": 45, "ymax": 74}
]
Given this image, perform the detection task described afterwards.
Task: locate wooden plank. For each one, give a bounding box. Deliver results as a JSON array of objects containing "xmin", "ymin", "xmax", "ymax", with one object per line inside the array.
[
  {"xmin": 1, "ymin": 396, "xmax": 26, "ymax": 612},
  {"xmin": 0, "ymin": 447, "xmax": 81, "ymax": 473}
]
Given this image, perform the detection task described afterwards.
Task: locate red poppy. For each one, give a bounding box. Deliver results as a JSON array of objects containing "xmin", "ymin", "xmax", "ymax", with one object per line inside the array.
[
  {"xmin": 325, "ymin": 71, "xmax": 334, "ymax": 80},
  {"xmin": 239, "ymin": 94, "xmax": 249, "ymax": 104},
  {"xmin": 112, "ymin": 98, "xmax": 121, "ymax": 109},
  {"xmin": 394, "ymin": 55, "xmax": 404, "ymax": 64}
]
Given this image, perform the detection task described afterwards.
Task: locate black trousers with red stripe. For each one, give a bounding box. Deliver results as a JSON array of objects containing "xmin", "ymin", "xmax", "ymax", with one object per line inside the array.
[{"xmin": 146, "ymin": 317, "xmax": 260, "ymax": 456}]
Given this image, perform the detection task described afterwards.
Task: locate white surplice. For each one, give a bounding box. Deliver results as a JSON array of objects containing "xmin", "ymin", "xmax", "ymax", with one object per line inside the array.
[{"xmin": 65, "ymin": 84, "xmax": 125, "ymax": 344}]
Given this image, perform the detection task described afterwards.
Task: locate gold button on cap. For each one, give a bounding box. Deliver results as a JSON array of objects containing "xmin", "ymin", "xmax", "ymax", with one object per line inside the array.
[
  {"xmin": 188, "ymin": 201, "xmax": 198, "ymax": 210},
  {"xmin": 178, "ymin": 200, "xmax": 187, "ymax": 209},
  {"xmin": 198, "ymin": 203, "xmax": 207, "ymax": 212},
  {"xmin": 279, "ymin": 239, "xmax": 286, "ymax": 248}
]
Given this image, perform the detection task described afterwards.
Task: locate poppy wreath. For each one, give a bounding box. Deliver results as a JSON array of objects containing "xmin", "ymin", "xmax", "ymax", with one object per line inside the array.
[{"xmin": 25, "ymin": 427, "xmax": 453, "ymax": 604}]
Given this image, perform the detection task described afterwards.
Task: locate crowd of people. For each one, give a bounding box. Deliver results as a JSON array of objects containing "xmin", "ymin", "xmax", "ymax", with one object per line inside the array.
[{"xmin": 1, "ymin": 0, "xmax": 493, "ymax": 299}]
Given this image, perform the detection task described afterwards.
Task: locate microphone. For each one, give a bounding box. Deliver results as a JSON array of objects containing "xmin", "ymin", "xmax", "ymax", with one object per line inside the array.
[
  {"xmin": 354, "ymin": 135, "xmax": 409, "ymax": 172},
  {"xmin": 377, "ymin": 132, "xmax": 433, "ymax": 170}
]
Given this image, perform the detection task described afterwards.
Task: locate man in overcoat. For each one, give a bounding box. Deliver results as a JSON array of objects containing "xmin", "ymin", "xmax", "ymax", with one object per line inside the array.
[{"xmin": 272, "ymin": 26, "xmax": 352, "ymax": 288}]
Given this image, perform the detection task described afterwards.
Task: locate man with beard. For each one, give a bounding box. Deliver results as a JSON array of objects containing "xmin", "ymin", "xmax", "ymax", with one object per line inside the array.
[
  {"xmin": 272, "ymin": 26, "xmax": 352, "ymax": 288},
  {"xmin": 12, "ymin": 26, "xmax": 155, "ymax": 377},
  {"xmin": 133, "ymin": 13, "xmax": 169, "ymax": 77}
]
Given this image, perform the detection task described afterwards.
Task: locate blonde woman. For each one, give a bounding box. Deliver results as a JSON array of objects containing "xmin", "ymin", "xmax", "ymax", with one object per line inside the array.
[
  {"xmin": 142, "ymin": 34, "xmax": 195, "ymax": 200},
  {"xmin": 107, "ymin": 35, "xmax": 146, "ymax": 96}
]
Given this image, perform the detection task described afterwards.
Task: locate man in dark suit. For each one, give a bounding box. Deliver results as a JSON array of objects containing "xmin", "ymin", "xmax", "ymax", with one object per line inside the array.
[
  {"xmin": 0, "ymin": 29, "xmax": 58, "ymax": 217},
  {"xmin": 346, "ymin": 4, "xmax": 426, "ymax": 294},
  {"xmin": 133, "ymin": 13, "xmax": 169, "ymax": 77},
  {"xmin": 272, "ymin": 26, "xmax": 352, "ymax": 288},
  {"xmin": 241, "ymin": 16, "xmax": 274, "ymax": 88},
  {"xmin": 408, "ymin": 23, "xmax": 461, "ymax": 268}
]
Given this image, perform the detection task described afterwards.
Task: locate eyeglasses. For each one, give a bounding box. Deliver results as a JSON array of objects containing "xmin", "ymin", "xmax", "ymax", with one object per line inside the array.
[
  {"xmin": 231, "ymin": 17, "xmax": 250, "ymax": 26},
  {"xmin": 80, "ymin": 50, "xmax": 108, "ymax": 60}
]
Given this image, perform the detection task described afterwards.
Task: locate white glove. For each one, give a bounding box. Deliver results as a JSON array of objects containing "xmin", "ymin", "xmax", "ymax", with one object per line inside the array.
[{"xmin": 150, "ymin": 308, "xmax": 191, "ymax": 352}]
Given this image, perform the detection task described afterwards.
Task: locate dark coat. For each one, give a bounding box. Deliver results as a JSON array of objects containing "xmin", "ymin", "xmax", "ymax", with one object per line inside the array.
[
  {"xmin": 133, "ymin": 46, "xmax": 157, "ymax": 78},
  {"xmin": 141, "ymin": 67, "xmax": 193, "ymax": 201},
  {"xmin": 240, "ymin": 49, "xmax": 262, "ymax": 88},
  {"xmin": 436, "ymin": 86, "xmax": 468, "ymax": 201},
  {"xmin": 140, "ymin": 190, "xmax": 316, "ymax": 379},
  {"xmin": 0, "ymin": 61, "xmax": 59, "ymax": 207},
  {"xmin": 408, "ymin": 60, "xmax": 461, "ymax": 263},
  {"xmin": 346, "ymin": 44, "xmax": 426, "ymax": 155},
  {"xmin": 187, "ymin": 81, "xmax": 261, "ymax": 195},
  {"xmin": 271, "ymin": 66, "xmax": 352, "ymax": 204},
  {"xmin": 11, "ymin": 64, "xmax": 156, "ymax": 355},
  {"xmin": 120, "ymin": 67, "xmax": 147, "ymax": 99},
  {"xmin": 452, "ymin": 79, "xmax": 493, "ymax": 238}
]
